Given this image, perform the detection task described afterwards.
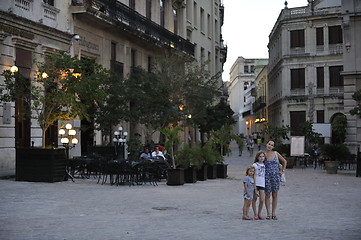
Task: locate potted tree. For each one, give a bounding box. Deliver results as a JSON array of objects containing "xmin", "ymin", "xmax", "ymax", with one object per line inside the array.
[
  {"xmin": 175, "ymin": 145, "xmax": 202, "ymax": 183},
  {"xmin": 209, "ymin": 125, "xmax": 241, "ymax": 178},
  {"xmin": 319, "ymin": 144, "xmax": 350, "ymax": 174},
  {"xmin": 1, "ymin": 53, "xmax": 109, "ymax": 182},
  {"xmin": 201, "ymin": 143, "xmax": 219, "ymax": 179},
  {"xmin": 159, "ymin": 126, "xmax": 185, "ymax": 185}
]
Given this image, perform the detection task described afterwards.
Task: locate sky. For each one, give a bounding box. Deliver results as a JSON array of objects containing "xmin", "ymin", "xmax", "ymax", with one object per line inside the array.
[{"xmin": 222, "ymin": 0, "xmax": 309, "ymax": 81}]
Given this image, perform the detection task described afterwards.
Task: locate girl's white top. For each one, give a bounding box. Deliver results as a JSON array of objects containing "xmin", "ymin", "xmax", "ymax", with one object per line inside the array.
[{"xmin": 252, "ymin": 162, "xmax": 265, "ymax": 187}]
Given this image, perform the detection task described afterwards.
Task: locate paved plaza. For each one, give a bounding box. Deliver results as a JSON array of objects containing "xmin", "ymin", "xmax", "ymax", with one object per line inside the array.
[{"xmin": 1, "ymin": 142, "xmax": 361, "ymax": 240}]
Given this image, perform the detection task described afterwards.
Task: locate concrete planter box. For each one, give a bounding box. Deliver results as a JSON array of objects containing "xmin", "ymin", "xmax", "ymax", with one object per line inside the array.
[
  {"xmin": 166, "ymin": 168, "xmax": 184, "ymax": 186},
  {"xmin": 207, "ymin": 164, "xmax": 217, "ymax": 179},
  {"xmin": 197, "ymin": 164, "xmax": 208, "ymax": 181},
  {"xmin": 16, "ymin": 148, "xmax": 67, "ymax": 182},
  {"xmin": 184, "ymin": 166, "xmax": 197, "ymax": 183},
  {"xmin": 216, "ymin": 164, "xmax": 228, "ymax": 178},
  {"xmin": 324, "ymin": 161, "xmax": 339, "ymax": 174}
]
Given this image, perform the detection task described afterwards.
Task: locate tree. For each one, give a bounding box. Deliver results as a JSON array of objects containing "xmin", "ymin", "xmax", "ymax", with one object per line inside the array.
[
  {"xmin": 331, "ymin": 114, "xmax": 347, "ymax": 144},
  {"xmin": 158, "ymin": 126, "xmax": 183, "ymax": 169},
  {"xmin": 261, "ymin": 124, "xmax": 290, "ymax": 144},
  {"xmin": 209, "ymin": 124, "xmax": 242, "ymax": 160},
  {"xmin": 1, "ymin": 52, "xmax": 110, "ymax": 147},
  {"xmin": 197, "ymin": 99, "xmax": 235, "ymax": 136},
  {"xmin": 300, "ymin": 121, "xmax": 322, "ymax": 149},
  {"xmin": 93, "ymin": 72, "xmax": 127, "ymax": 144},
  {"xmin": 350, "ymin": 89, "xmax": 361, "ymax": 118},
  {"xmin": 118, "ymin": 51, "xmax": 220, "ymax": 142}
]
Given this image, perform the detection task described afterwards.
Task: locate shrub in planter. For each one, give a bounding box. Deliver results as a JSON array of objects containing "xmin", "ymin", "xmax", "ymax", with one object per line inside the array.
[
  {"xmin": 319, "ymin": 144, "xmax": 350, "ymax": 174},
  {"xmin": 175, "ymin": 145, "xmax": 202, "ymax": 183},
  {"xmin": 201, "ymin": 143, "xmax": 218, "ymax": 179}
]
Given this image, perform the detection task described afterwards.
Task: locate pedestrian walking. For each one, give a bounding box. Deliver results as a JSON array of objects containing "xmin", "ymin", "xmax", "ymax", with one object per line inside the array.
[
  {"xmin": 248, "ymin": 137, "xmax": 254, "ymax": 156},
  {"xmin": 264, "ymin": 140, "xmax": 287, "ymax": 220},
  {"xmin": 252, "ymin": 151, "xmax": 266, "ymax": 220},
  {"xmin": 242, "ymin": 166, "xmax": 255, "ymax": 220}
]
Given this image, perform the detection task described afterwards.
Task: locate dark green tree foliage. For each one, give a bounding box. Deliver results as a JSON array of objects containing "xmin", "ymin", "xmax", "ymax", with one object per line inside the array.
[
  {"xmin": 350, "ymin": 90, "xmax": 361, "ymax": 118},
  {"xmin": 300, "ymin": 121, "xmax": 322, "ymax": 148},
  {"xmin": 197, "ymin": 99, "xmax": 235, "ymax": 133},
  {"xmin": 262, "ymin": 124, "xmax": 290, "ymax": 144},
  {"xmin": 331, "ymin": 114, "xmax": 347, "ymax": 144},
  {"xmin": 93, "ymin": 72, "xmax": 127, "ymax": 142}
]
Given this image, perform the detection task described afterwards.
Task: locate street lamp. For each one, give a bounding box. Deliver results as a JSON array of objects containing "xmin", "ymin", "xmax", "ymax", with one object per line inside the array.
[
  {"xmin": 59, "ymin": 123, "xmax": 78, "ymax": 159},
  {"xmin": 113, "ymin": 126, "xmax": 128, "ymax": 160}
]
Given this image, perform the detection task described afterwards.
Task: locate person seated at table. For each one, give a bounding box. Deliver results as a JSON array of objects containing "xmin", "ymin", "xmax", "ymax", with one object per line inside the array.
[
  {"xmin": 139, "ymin": 148, "xmax": 151, "ymax": 160},
  {"xmin": 151, "ymin": 146, "xmax": 165, "ymax": 160}
]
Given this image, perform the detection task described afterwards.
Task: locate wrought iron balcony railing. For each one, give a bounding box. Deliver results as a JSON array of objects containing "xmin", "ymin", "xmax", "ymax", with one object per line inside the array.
[
  {"xmin": 252, "ymin": 96, "xmax": 266, "ymax": 112},
  {"xmin": 73, "ymin": 0, "xmax": 194, "ymax": 56}
]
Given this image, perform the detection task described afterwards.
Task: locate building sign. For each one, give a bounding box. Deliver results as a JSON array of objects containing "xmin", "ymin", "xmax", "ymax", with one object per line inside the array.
[
  {"xmin": 0, "ymin": 23, "xmax": 34, "ymax": 39},
  {"xmin": 312, "ymin": 123, "xmax": 332, "ymax": 137},
  {"xmin": 290, "ymin": 136, "xmax": 305, "ymax": 156}
]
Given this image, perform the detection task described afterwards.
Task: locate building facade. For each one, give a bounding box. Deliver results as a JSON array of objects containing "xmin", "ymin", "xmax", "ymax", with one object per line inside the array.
[
  {"xmin": 0, "ymin": 0, "xmax": 226, "ymax": 169},
  {"xmin": 227, "ymin": 57, "xmax": 268, "ymax": 137},
  {"xmin": 268, "ymin": 0, "xmax": 345, "ymax": 145},
  {"xmin": 342, "ymin": 0, "xmax": 361, "ymax": 153}
]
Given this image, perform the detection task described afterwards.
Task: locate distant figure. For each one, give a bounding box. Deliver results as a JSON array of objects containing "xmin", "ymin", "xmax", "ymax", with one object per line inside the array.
[
  {"xmin": 152, "ymin": 146, "xmax": 165, "ymax": 160},
  {"xmin": 248, "ymin": 137, "xmax": 255, "ymax": 156},
  {"xmin": 139, "ymin": 148, "xmax": 151, "ymax": 160}
]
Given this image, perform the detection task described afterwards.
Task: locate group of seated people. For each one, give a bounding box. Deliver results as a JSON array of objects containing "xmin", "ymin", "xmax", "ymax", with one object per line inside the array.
[{"xmin": 139, "ymin": 146, "xmax": 165, "ymax": 161}]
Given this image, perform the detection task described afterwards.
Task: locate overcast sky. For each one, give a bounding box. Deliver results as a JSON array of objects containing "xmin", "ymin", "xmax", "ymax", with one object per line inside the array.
[{"xmin": 222, "ymin": 0, "xmax": 308, "ymax": 81}]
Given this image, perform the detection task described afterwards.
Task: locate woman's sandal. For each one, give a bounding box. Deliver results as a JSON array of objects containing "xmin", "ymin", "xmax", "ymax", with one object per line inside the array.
[
  {"xmin": 266, "ymin": 215, "xmax": 271, "ymax": 220},
  {"xmin": 258, "ymin": 215, "xmax": 265, "ymax": 220},
  {"xmin": 242, "ymin": 216, "xmax": 252, "ymax": 220},
  {"xmin": 254, "ymin": 216, "xmax": 259, "ymax": 220},
  {"xmin": 272, "ymin": 215, "xmax": 278, "ymax": 220}
]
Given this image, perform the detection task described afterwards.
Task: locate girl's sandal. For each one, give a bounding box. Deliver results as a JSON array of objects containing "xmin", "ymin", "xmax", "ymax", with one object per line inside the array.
[
  {"xmin": 254, "ymin": 216, "xmax": 259, "ymax": 220},
  {"xmin": 258, "ymin": 215, "xmax": 265, "ymax": 220},
  {"xmin": 272, "ymin": 215, "xmax": 278, "ymax": 220},
  {"xmin": 266, "ymin": 215, "xmax": 271, "ymax": 220}
]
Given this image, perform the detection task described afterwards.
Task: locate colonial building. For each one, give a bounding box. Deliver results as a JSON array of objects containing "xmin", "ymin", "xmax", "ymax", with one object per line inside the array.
[
  {"xmin": 252, "ymin": 65, "xmax": 268, "ymax": 136},
  {"xmin": 227, "ymin": 57, "xmax": 268, "ymax": 137},
  {"xmin": 268, "ymin": 0, "xmax": 345, "ymax": 145},
  {"xmin": 342, "ymin": 0, "xmax": 361, "ymax": 153},
  {"xmin": 0, "ymin": 0, "xmax": 226, "ymax": 169}
]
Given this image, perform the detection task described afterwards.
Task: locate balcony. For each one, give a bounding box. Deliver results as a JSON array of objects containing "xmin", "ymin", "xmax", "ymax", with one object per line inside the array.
[
  {"xmin": 72, "ymin": 0, "xmax": 194, "ymax": 56},
  {"xmin": 110, "ymin": 60, "xmax": 124, "ymax": 77},
  {"xmin": 252, "ymin": 96, "xmax": 266, "ymax": 113}
]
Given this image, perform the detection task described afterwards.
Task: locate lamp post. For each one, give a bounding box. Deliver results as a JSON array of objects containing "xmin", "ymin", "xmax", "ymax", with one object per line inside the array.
[
  {"xmin": 113, "ymin": 126, "xmax": 128, "ymax": 160},
  {"xmin": 59, "ymin": 123, "xmax": 78, "ymax": 159}
]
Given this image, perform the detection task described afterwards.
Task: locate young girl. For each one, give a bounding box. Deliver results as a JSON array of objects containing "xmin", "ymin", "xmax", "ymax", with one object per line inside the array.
[
  {"xmin": 242, "ymin": 166, "xmax": 255, "ymax": 220},
  {"xmin": 252, "ymin": 151, "xmax": 266, "ymax": 220}
]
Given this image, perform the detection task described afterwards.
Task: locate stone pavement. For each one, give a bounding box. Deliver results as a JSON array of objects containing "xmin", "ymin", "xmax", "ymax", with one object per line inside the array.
[{"xmin": 0, "ymin": 142, "xmax": 361, "ymax": 240}]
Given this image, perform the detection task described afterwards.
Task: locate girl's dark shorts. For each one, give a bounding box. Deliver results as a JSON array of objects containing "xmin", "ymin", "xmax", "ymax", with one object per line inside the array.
[{"xmin": 256, "ymin": 186, "xmax": 265, "ymax": 191}]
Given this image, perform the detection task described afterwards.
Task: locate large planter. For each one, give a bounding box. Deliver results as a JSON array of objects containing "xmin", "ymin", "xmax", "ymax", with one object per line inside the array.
[
  {"xmin": 216, "ymin": 164, "xmax": 228, "ymax": 178},
  {"xmin": 184, "ymin": 166, "xmax": 197, "ymax": 183},
  {"xmin": 207, "ymin": 164, "xmax": 217, "ymax": 179},
  {"xmin": 197, "ymin": 164, "xmax": 208, "ymax": 181},
  {"xmin": 166, "ymin": 168, "xmax": 184, "ymax": 186},
  {"xmin": 16, "ymin": 148, "xmax": 67, "ymax": 182},
  {"xmin": 324, "ymin": 161, "xmax": 339, "ymax": 174}
]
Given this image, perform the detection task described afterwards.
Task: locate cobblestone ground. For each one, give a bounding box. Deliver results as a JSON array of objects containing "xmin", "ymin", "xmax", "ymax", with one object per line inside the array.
[{"xmin": 0, "ymin": 142, "xmax": 361, "ymax": 240}]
